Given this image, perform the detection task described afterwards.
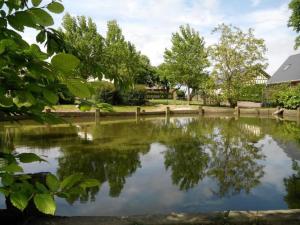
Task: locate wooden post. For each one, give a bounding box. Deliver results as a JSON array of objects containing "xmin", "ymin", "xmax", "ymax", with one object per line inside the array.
[
  {"xmin": 136, "ymin": 107, "xmax": 141, "ymax": 117},
  {"xmin": 95, "ymin": 109, "xmax": 100, "ymax": 122},
  {"xmin": 256, "ymin": 108, "xmax": 260, "ymax": 116},
  {"xmin": 166, "ymin": 107, "xmax": 170, "ymax": 117},
  {"xmin": 199, "ymin": 106, "xmax": 204, "ymax": 116},
  {"xmin": 235, "ymin": 106, "xmax": 240, "ymax": 116}
]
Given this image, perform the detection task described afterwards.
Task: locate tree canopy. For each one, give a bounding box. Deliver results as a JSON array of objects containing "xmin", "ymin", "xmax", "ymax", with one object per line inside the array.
[
  {"xmin": 60, "ymin": 13, "xmax": 104, "ymax": 80},
  {"xmin": 163, "ymin": 24, "xmax": 210, "ymax": 102},
  {"xmin": 210, "ymin": 24, "xmax": 267, "ymax": 107},
  {"xmin": 288, "ymin": 0, "xmax": 300, "ymax": 49}
]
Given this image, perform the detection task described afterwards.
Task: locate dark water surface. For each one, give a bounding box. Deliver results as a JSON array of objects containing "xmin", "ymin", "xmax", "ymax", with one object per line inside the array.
[{"xmin": 1, "ymin": 116, "xmax": 300, "ymax": 216}]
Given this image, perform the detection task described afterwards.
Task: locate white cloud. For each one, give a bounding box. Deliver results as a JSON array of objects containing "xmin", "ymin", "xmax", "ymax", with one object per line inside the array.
[
  {"xmin": 241, "ymin": 3, "xmax": 300, "ymax": 74},
  {"xmin": 22, "ymin": 0, "xmax": 300, "ymax": 75},
  {"xmin": 251, "ymin": 0, "xmax": 262, "ymax": 7}
]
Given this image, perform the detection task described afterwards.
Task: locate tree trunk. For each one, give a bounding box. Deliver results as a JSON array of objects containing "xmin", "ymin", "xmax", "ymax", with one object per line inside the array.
[{"xmin": 187, "ymin": 87, "xmax": 191, "ymax": 105}]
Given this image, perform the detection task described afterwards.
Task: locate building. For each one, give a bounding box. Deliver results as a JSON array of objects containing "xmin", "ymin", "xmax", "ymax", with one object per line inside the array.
[
  {"xmin": 254, "ymin": 69, "xmax": 271, "ymax": 85},
  {"xmin": 267, "ymin": 54, "xmax": 300, "ymax": 85}
]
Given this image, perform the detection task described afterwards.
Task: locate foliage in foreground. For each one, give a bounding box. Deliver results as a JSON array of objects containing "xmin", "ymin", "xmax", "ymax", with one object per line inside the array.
[{"xmin": 0, "ymin": 0, "xmax": 99, "ymax": 215}]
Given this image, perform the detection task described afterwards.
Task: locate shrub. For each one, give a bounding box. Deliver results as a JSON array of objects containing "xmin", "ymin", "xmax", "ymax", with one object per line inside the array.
[
  {"xmin": 263, "ymin": 84, "xmax": 290, "ymax": 107},
  {"xmin": 93, "ymin": 81, "xmax": 122, "ymax": 105},
  {"xmin": 264, "ymin": 84, "xmax": 300, "ymax": 109},
  {"xmin": 277, "ymin": 86, "xmax": 300, "ymax": 109},
  {"xmin": 93, "ymin": 82, "xmax": 147, "ymax": 105},
  {"xmin": 123, "ymin": 85, "xmax": 147, "ymax": 105},
  {"xmin": 239, "ymin": 84, "xmax": 265, "ymax": 102},
  {"xmin": 176, "ymin": 90, "xmax": 186, "ymax": 100}
]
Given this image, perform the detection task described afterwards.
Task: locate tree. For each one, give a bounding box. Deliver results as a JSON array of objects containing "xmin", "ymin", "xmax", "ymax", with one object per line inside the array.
[
  {"xmin": 103, "ymin": 20, "xmax": 134, "ymax": 91},
  {"xmin": 133, "ymin": 55, "xmax": 158, "ymax": 87},
  {"xmin": 210, "ymin": 24, "xmax": 267, "ymax": 107},
  {"xmin": 0, "ymin": 0, "xmax": 99, "ymax": 216},
  {"xmin": 288, "ymin": 0, "xmax": 300, "ymax": 49},
  {"xmin": 60, "ymin": 13, "xmax": 104, "ymax": 80},
  {"xmin": 163, "ymin": 24, "xmax": 210, "ymax": 103}
]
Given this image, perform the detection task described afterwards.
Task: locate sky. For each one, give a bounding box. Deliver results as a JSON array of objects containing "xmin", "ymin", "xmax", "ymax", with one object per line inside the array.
[{"xmin": 24, "ymin": 0, "xmax": 300, "ymax": 75}]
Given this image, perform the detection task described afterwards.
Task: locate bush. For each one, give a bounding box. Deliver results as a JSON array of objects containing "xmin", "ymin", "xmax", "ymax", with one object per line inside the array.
[
  {"xmin": 176, "ymin": 90, "xmax": 186, "ymax": 100},
  {"xmin": 264, "ymin": 84, "xmax": 300, "ymax": 109},
  {"xmin": 239, "ymin": 84, "xmax": 265, "ymax": 102},
  {"xmin": 263, "ymin": 84, "xmax": 290, "ymax": 107},
  {"xmin": 93, "ymin": 82, "xmax": 147, "ymax": 106},
  {"xmin": 277, "ymin": 86, "xmax": 300, "ymax": 109},
  {"xmin": 93, "ymin": 81, "xmax": 122, "ymax": 105},
  {"xmin": 123, "ymin": 85, "xmax": 147, "ymax": 105}
]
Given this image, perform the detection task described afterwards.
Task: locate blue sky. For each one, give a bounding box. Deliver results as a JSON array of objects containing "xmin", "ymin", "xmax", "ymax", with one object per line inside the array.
[{"xmin": 24, "ymin": 0, "xmax": 299, "ymax": 74}]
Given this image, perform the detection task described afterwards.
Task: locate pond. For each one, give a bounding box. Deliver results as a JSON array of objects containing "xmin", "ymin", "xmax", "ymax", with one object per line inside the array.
[{"xmin": 1, "ymin": 116, "xmax": 300, "ymax": 216}]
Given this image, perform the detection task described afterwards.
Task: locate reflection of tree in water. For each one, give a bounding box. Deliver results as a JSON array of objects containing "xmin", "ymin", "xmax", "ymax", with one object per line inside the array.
[
  {"xmin": 7, "ymin": 117, "xmax": 300, "ymax": 203},
  {"xmin": 162, "ymin": 118, "xmax": 265, "ymax": 196},
  {"xmin": 208, "ymin": 119, "xmax": 265, "ymax": 196},
  {"xmin": 284, "ymin": 160, "xmax": 300, "ymax": 209},
  {"xmin": 164, "ymin": 136, "xmax": 209, "ymax": 191},
  {"xmin": 161, "ymin": 118, "xmax": 212, "ymax": 191},
  {"xmin": 57, "ymin": 148, "xmax": 142, "ymax": 203},
  {"xmin": 56, "ymin": 120, "xmax": 161, "ymax": 203}
]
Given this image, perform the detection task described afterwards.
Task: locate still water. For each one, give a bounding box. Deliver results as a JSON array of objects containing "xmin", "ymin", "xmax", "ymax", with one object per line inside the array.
[{"xmin": 1, "ymin": 116, "xmax": 300, "ymax": 216}]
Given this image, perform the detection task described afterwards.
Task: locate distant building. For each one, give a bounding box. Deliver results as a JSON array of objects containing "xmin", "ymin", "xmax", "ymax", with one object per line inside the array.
[
  {"xmin": 254, "ymin": 69, "xmax": 270, "ymax": 85},
  {"xmin": 267, "ymin": 54, "xmax": 300, "ymax": 85}
]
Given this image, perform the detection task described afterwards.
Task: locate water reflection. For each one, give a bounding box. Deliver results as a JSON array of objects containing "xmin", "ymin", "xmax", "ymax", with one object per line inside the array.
[{"xmin": 1, "ymin": 116, "xmax": 300, "ymax": 215}]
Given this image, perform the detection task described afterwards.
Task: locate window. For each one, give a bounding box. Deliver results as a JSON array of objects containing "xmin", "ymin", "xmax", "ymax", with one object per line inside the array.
[{"xmin": 283, "ymin": 64, "xmax": 291, "ymax": 71}]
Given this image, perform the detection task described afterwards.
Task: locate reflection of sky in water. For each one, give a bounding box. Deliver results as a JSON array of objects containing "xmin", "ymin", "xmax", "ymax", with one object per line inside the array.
[{"xmin": 0, "ymin": 117, "xmax": 299, "ymax": 216}]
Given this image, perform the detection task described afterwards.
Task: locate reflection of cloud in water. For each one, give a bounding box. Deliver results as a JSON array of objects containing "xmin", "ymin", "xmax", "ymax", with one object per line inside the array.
[{"xmin": 259, "ymin": 136, "xmax": 294, "ymax": 192}]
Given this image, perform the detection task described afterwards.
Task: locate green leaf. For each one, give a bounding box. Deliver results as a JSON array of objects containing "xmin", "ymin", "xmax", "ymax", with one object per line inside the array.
[
  {"xmin": 7, "ymin": 15, "xmax": 24, "ymax": 31},
  {"xmin": 35, "ymin": 182, "xmax": 49, "ymax": 193},
  {"xmin": 80, "ymin": 179, "xmax": 100, "ymax": 189},
  {"xmin": 46, "ymin": 174, "xmax": 60, "ymax": 192},
  {"xmin": 1, "ymin": 174, "xmax": 14, "ymax": 186},
  {"xmin": 65, "ymin": 79, "xmax": 91, "ymax": 99},
  {"xmin": 0, "ymin": 96, "xmax": 13, "ymax": 107},
  {"xmin": 43, "ymin": 89, "xmax": 59, "ymax": 105},
  {"xmin": 31, "ymin": 0, "xmax": 42, "ymax": 7},
  {"xmin": 51, "ymin": 53, "xmax": 80, "ymax": 73},
  {"xmin": 13, "ymin": 92, "xmax": 36, "ymax": 108},
  {"xmin": 18, "ymin": 153, "xmax": 44, "ymax": 163},
  {"xmin": 0, "ymin": 41, "xmax": 5, "ymax": 55},
  {"xmin": 36, "ymin": 30, "xmax": 46, "ymax": 43},
  {"xmin": 60, "ymin": 173, "xmax": 83, "ymax": 191},
  {"xmin": 10, "ymin": 192, "xmax": 30, "ymax": 211},
  {"xmin": 3, "ymin": 163, "xmax": 23, "ymax": 173},
  {"xmin": 30, "ymin": 9, "xmax": 54, "ymax": 27},
  {"xmin": 47, "ymin": 2, "xmax": 64, "ymax": 14},
  {"xmin": 34, "ymin": 193, "xmax": 56, "ymax": 215},
  {"xmin": 0, "ymin": 187, "xmax": 9, "ymax": 196}
]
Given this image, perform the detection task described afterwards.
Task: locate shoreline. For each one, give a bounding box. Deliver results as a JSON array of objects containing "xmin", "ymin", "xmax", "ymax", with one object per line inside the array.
[{"xmin": 2, "ymin": 209, "xmax": 300, "ymax": 225}]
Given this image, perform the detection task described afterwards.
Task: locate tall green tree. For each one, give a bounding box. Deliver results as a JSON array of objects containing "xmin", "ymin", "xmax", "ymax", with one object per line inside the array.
[
  {"xmin": 288, "ymin": 0, "xmax": 300, "ymax": 49},
  {"xmin": 163, "ymin": 24, "xmax": 210, "ymax": 103},
  {"xmin": 210, "ymin": 24, "xmax": 267, "ymax": 107},
  {"xmin": 60, "ymin": 13, "xmax": 104, "ymax": 80},
  {"xmin": 103, "ymin": 20, "xmax": 134, "ymax": 90}
]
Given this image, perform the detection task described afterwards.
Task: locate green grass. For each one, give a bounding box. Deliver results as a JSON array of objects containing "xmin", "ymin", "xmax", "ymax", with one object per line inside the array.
[{"xmin": 149, "ymin": 99, "xmax": 200, "ymax": 105}]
